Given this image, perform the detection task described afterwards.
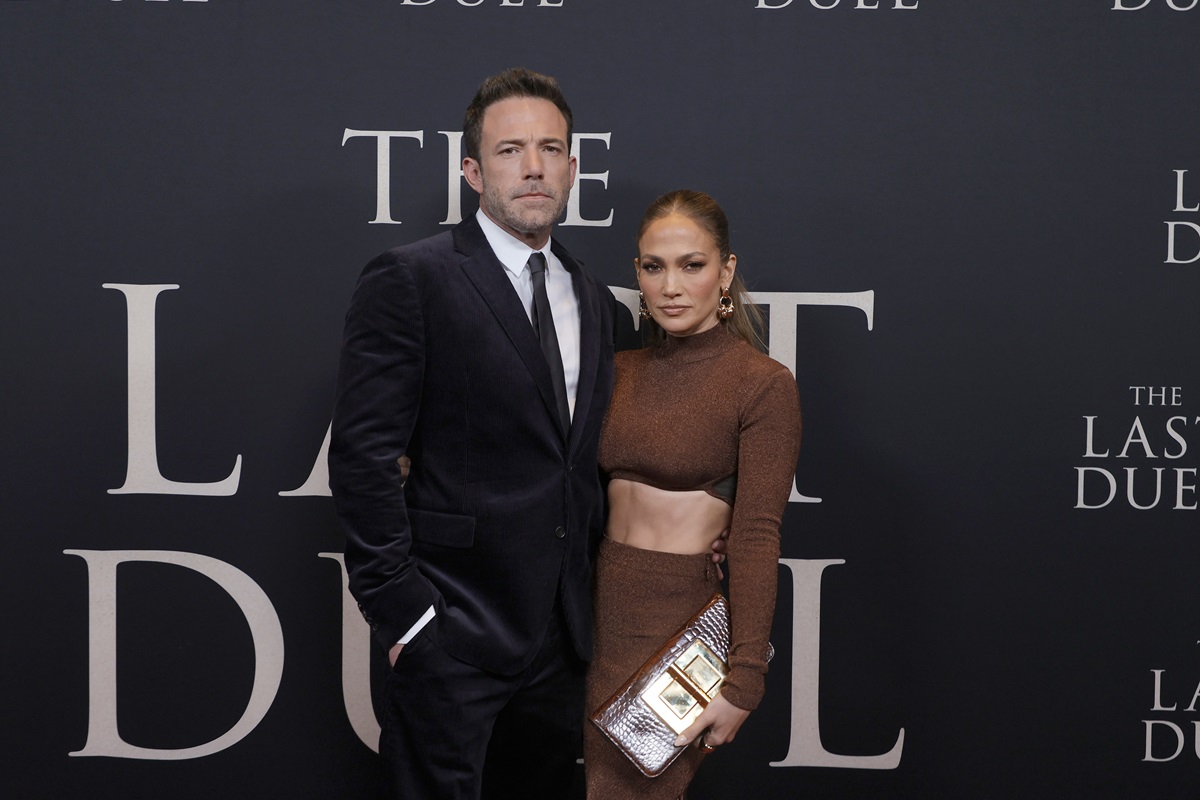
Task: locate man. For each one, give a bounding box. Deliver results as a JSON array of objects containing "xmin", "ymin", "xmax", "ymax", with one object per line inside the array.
[{"xmin": 329, "ymin": 69, "xmax": 615, "ymax": 799}]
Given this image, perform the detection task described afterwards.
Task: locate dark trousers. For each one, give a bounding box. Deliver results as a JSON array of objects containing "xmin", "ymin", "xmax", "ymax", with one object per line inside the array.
[{"xmin": 380, "ymin": 607, "xmax": 586, "ymax": 800}]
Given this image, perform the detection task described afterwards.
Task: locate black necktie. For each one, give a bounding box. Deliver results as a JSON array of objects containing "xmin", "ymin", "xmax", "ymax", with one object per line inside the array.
[{"xmin": 528, "ymin": 251, "xmax": 571, "ymax": 435}]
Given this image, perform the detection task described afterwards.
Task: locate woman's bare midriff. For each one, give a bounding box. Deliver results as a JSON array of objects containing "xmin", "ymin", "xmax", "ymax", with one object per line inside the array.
[{"xmin": 605, "ymin": 478, "xmax": 733, "ymax": 554}]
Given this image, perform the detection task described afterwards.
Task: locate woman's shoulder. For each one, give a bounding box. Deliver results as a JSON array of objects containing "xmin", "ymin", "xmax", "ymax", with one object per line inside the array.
[
  {"xmin": 725, "ymin": 337, "xmax": 793, "ymax": 381},
  {"xmin": 613, "ymin": 347, "xmax": 650, "ymax": 371},
  {"xmin": 614, "ymin": 346, "xmax": 643, "ymax": 364},
  {"xmin": 720, "ymin": 340, "xmax": 800, "ymax": 424}
]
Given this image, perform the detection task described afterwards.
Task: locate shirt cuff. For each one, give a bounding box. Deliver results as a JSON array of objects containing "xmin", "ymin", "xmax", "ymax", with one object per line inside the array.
[{"xmin": 396, "ymin": 605, "xmax": 435, "ymax": 645}]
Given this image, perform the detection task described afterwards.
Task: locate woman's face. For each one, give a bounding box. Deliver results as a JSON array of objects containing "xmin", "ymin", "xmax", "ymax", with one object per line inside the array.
[{"xmin": 636, "ymin": 213, "xmax": 737, "ymax": 338}]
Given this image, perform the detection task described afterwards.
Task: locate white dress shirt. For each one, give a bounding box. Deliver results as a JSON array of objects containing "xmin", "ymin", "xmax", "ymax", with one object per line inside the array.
[{"xmin": 475, "ymin": 209, "xmax": 581, "ymax": 419}]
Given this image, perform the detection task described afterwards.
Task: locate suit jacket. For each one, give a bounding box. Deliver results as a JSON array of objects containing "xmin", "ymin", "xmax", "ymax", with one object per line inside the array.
[{"xmin": 329, "ymin": 215, "xmax": 616, "ymax": 676}]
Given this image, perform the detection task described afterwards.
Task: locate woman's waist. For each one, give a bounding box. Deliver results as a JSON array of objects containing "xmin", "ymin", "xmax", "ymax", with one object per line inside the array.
[
  {"xmin": 605, "ymin": 479, "xmax": 731, "ymax": 556},
  {"xmin": 597, "ymin": 536, "xmax": 718, "ymax": 580}
]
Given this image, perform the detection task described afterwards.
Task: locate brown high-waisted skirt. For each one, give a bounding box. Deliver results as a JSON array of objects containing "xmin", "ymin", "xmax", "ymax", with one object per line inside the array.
[{"xmin": 584, "ymin": 537, "xmax": 722, "ymax": 800}]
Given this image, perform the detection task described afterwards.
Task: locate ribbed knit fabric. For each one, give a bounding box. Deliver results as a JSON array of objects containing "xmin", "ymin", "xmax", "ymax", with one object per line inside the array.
[
  {"xmin": 585, "ymin": 539, "xmax": 721, "ymax": 799},
  {"xmin": 597, "ymin": 322, "xmax": 802, "ymax": 712}
]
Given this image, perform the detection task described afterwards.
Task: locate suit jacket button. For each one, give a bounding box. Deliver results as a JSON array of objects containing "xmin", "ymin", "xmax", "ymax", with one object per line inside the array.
[{"xmin": 554, "ymin": 526, "xmax": 566, "ymax": 539}]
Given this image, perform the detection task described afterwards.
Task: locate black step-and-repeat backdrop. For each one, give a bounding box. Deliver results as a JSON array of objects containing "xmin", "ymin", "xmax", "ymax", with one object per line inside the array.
[{"xmin": 3, "ymin": 1, "xmax": 1199, "ymax": 797}]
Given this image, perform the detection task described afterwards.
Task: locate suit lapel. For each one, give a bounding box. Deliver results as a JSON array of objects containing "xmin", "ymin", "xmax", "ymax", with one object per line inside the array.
[
  {"xmin": 454, "ymin": 218, "xmax": 566, "ymax": 440},
  {"xmin": 556, "ymin": 241, "xmax": 600, "ymax": 456}
]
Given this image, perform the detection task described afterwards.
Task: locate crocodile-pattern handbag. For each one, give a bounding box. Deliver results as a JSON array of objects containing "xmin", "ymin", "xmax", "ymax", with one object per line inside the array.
[{"xmin": 589, "ymin": 593, "xmax": 730, "ymax": 777}]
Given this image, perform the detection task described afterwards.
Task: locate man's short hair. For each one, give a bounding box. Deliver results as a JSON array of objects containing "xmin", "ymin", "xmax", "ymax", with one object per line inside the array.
[{"xmin": 463, "ymin": 68, "xmax": 574, "ymax": 161}]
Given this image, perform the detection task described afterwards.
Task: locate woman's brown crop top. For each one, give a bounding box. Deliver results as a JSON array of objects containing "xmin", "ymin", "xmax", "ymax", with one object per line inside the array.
[{"xmin": 598, "ymin": 324, "xmax": 802, "ymax": 709}]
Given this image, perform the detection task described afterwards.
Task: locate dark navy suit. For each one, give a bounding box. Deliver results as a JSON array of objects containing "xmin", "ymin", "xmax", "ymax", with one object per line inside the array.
[{"xmin": 330, "ymin": 214, "xmax": 616, "ymax": 798}]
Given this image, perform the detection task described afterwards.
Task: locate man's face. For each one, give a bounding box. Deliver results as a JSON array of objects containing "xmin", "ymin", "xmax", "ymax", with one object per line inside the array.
[{"xmin": 464, "ymin": 96, "xmax": 576, "ymax": 248}]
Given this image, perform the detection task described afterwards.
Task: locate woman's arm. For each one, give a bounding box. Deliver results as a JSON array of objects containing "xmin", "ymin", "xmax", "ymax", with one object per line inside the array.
[{"xmin": 719, "ymin": 364, "xmax": 802, "ymax": 711}]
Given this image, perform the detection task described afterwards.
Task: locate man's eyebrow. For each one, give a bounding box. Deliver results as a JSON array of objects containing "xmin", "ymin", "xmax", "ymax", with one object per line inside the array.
[{"xmin": 491, "ymin": 135, "xmax": 567, "ymax": 152}]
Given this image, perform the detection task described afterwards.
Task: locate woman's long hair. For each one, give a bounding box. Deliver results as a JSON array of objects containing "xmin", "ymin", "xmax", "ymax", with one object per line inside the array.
[{"xmin": 636, "ymin": 189, "xmax": 765, "ymax": 350}]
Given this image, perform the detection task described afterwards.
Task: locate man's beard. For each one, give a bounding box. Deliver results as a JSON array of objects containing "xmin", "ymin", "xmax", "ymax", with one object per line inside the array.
[{"xmin": 482, "ymin": 181, "xmax": 569, "ymax": 237}]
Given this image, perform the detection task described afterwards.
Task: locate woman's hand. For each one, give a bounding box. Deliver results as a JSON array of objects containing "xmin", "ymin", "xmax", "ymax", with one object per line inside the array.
[
  {"xmin": 709, "ymin": 527, "xmax": 729, "ymax": 580},
  {"xmin": 672, "ymin": 693, "xmax": 751, "ymax": 753}
]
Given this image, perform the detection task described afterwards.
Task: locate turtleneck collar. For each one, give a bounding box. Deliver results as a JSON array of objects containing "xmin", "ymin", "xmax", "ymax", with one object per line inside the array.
[{"xmin": 651, "ymin": 322, "xmax": 738, "ymax": 364}]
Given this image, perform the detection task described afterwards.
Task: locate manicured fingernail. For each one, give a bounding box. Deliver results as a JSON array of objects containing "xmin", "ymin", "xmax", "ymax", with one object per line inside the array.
[{"xmin": 674, "ymin": 736, "xmax": 686, "ymax": 747}]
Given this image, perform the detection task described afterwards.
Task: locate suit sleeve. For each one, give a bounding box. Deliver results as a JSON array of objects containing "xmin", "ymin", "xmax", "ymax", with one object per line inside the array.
[{"xmin": 329, "ymin": 249, "xmax": 440, "ymax": 651}]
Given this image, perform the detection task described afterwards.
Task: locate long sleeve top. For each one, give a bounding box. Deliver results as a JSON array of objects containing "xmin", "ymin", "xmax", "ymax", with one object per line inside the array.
[{"xmin": 598, "ymin": 323, "xmax": 802, "ymax": 710}]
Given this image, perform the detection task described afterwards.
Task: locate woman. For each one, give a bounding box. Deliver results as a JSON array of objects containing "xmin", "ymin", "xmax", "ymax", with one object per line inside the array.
[{"xmin": 586, "ymin": 190, "xmax": 803, "ymax": 798}]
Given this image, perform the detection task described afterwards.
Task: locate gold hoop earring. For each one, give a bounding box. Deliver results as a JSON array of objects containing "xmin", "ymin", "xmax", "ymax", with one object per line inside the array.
[
  {"xmin": 717, "ymin": 287, "xmax": 734, "ymax": 319},
  {"xmin": 638, "ymin": 290, "xmax": 652, "ymax": 321}
]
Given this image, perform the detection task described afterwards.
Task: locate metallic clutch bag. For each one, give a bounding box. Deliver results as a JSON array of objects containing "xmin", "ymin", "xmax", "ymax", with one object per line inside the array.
[{"xmin": 590, "ymin": 593, "xmax": 730, "ymax": 777}]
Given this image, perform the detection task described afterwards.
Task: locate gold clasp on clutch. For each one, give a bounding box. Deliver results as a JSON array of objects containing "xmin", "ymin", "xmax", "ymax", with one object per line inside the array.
[{"xmin": 639, "ymin": 639, "xmax": 728, "ymax": 735}]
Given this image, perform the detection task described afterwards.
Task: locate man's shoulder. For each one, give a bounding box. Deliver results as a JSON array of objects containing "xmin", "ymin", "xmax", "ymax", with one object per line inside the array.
[
  {"xmin": 360, "ymin": 227, "xmax": 471, "ymax": 287},
  {"xmin": 383, "ymin": 228, "xmax": 457, "ymax": 264}
]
